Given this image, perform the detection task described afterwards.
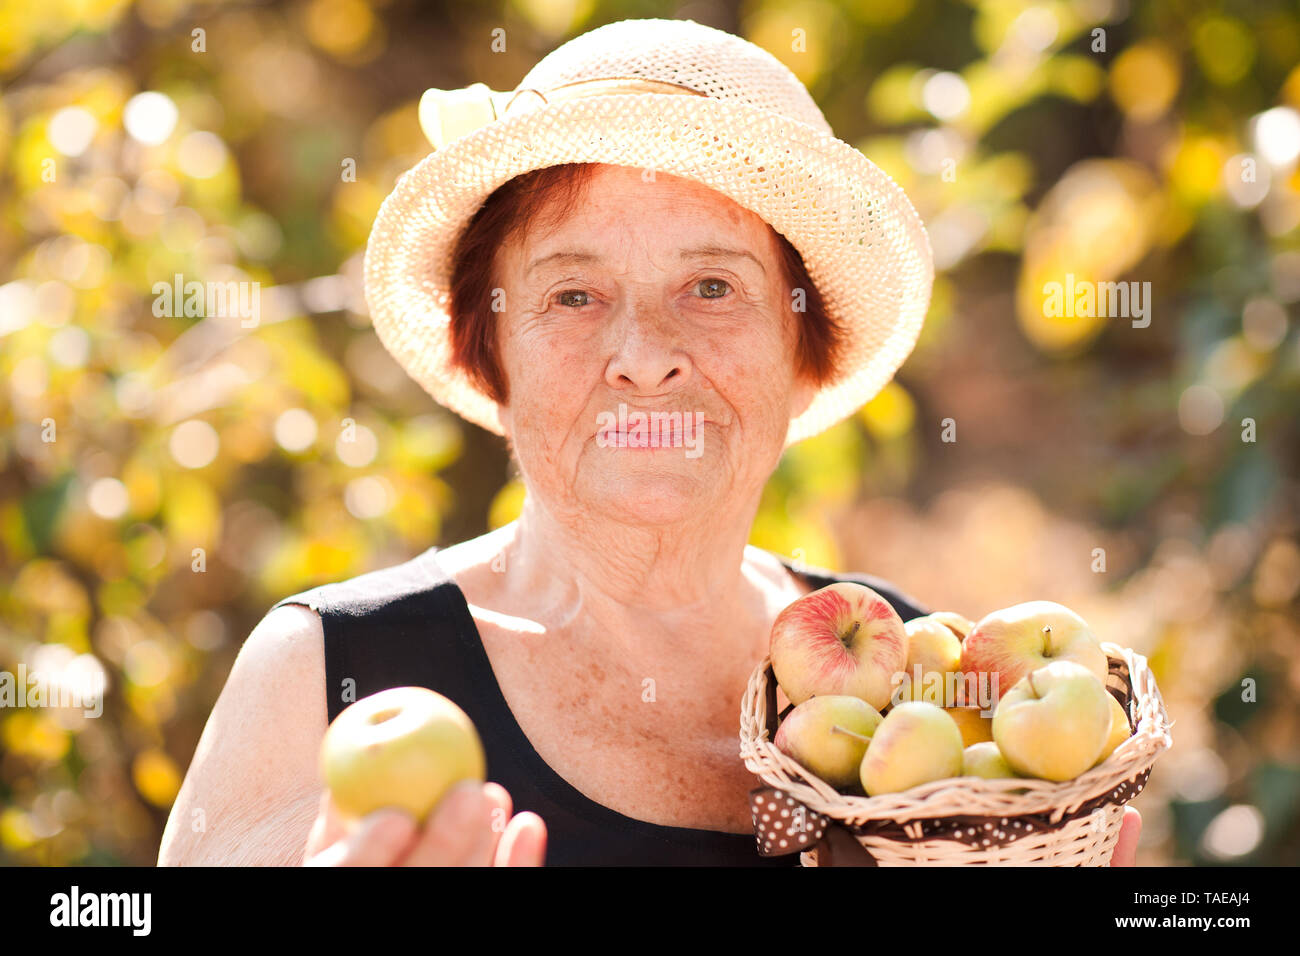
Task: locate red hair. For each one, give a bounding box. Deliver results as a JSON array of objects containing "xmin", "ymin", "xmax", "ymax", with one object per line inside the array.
[{"xmin": 448, "ymin": 163, "xmax": 843, "ymax": 404}]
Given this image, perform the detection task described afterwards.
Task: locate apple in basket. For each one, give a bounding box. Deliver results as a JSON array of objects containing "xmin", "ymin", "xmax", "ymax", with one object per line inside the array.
[
  {"xmin": 773, "ymin": 695, "xmax": 883, "ymax": 790},
  {"xmin": 960, "ymin": 601, "xmax": 1108, "ymax": 703},
  {"xmin": 992, "ymin": 661, "xmax": 1113, "ymax": 782},
  {"xmin": 320, "ymin": 686, "xmax": 486, "ymax": 823},
  {"xmin": 859, "ymin": 701, "xmax": 965, "ymax": 797},
  {"xmin": 945, "ymin": 706, "xmax": 994, "ymax": 746},
  {"xmin": 1093, "ymin": 692, "xmax": 1133, "ymax": 767},
  {"xmin": 769, "ymin": 583, "xmax": 908, "ymax": 711},
  {"xmin": 961, "ymin": 741, "xmax": 1020, "ymax": 780},
  {"xmin": 895, "ymin": 614, "xmax": 965, "ymax": 707},
  {"xmin": 926, "ymin": 610, "xmax": 974, "ymax": 641}
]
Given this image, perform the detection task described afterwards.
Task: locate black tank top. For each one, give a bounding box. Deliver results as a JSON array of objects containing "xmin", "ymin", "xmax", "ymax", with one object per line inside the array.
[{"xmin": 269, "ymin": 546, "xmax": 930, "ymax": 866}]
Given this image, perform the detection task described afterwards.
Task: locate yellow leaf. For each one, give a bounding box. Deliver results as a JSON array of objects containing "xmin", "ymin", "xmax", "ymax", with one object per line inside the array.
[
  {"xmin": 860, "ymin": 382, "xmax": 916, "ymax": 441},
  {"xmin": 133, "ymin": 749, "xmax": 182, "ymax": 808},
  {"xmin": 489, "ymin": 479, "xmax": 526, "ymax": 530}
]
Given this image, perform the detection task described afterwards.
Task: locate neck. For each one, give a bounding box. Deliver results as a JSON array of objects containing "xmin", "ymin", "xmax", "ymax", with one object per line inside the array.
[{"xmin": 502, "ymin": 492, "xmax": 777, "ymax": 664}]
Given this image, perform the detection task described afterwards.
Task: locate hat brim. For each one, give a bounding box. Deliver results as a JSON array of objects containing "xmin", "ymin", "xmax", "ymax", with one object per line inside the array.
[{"xmin": 363, "ymin": 92, "xmax": 934, "ymax": 446}]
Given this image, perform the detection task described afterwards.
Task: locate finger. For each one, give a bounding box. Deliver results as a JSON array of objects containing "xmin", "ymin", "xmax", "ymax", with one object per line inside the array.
[
  {"xmin": 398, "ymin": 781, "xmax": 484, "ymax": 867},
  {"xmin": 1109, "ymin": 807, "xmax": 1142, "ymax": 867},
  {"xmin": 481, "ymin": 783, "xmax": 513, "ymax": 866},
  {"xmin": 303, "ymin": 790, "xmax": 343, "ymax": 859},
  {"xmin": 305, "ymin": 809, "xmax": 418, "ymax": 867},
  {"xmin": 496, "ymin": 811, "xmax": 547, "ymax": 867},
  {"xmin": 457, "ymin": 791, "xmax": 505, "ymax": 867}
]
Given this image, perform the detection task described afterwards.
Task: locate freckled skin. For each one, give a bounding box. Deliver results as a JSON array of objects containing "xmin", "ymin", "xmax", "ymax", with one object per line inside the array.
[
  {"xmin": 492, "ymin": 164, "xmax": 816, "ymax": 529},
  {"xmin": 412, "ymin": 165, "xmax": 838, "ymax": 835}
]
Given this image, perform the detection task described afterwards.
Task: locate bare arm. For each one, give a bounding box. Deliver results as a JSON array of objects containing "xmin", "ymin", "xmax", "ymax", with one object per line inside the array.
[{"xmin": 158, "ymin": 604, "xmax": 328, "ymax": 866}]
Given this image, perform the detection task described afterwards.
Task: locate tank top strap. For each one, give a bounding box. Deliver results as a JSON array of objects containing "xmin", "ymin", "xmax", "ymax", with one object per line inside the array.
[{"xmin": 268, "ymin": 547, "xmax": 475, "ymax": 724}]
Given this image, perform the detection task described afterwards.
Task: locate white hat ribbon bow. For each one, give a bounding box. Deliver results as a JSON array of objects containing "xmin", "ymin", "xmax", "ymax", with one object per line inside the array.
[{"xmin": 418, "ymin": 77, "xmax": 707, "ymax": 150}]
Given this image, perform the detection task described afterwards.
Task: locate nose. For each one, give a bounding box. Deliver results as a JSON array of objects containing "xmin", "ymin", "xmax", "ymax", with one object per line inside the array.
[{"xmin": 603, "ymin": 302, "xmax": 693, "ymax": 395}]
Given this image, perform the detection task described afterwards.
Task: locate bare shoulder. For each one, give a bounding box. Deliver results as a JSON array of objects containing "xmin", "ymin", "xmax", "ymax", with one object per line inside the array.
[
  {"xmin": 432, "ymin": 523, "xmax": 517, "ymax": 594},
  {"xmin": 157, "ymin": 603, "xmax": 328, "ymax": 866},
  {"xmin": 743, "ymin": 545, "xmax": 812, "ymax": 599}
]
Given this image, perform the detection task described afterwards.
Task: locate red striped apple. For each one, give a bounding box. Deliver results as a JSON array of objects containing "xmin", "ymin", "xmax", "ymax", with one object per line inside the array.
[
  {"xmin": 774, "ymin": 695, "xmax": 883, "ymax": 790},
  {"xmin": 859, "ymin": 701, "xmax": 964, "ymax": 796},
  {"xmin": 992, "ymin": 661, "xmax": 1112, "ymax": 781},
  {"xmin": 769, "ymin": 582, "xmax": 908, "ymax": 711},
  {"xmin": 959, "ymin": 600, "xmax": 1108, "ymax": 703}
]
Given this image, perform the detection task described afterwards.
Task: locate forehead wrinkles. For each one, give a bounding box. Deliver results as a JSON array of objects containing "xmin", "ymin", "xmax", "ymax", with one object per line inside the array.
[
  {"xmin": 527, "ymin": 167, "xmax": 767, "ymax": 243},
  {"xmin": 517, "ymin": 209, "xmax": 777, "ymax": 282}
]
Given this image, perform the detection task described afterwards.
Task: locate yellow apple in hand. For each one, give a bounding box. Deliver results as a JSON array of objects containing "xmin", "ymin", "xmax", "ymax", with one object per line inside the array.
[
  {"xmin": 992, "ymin": 661, "xmax": 1111, "ymax": 782},
  {"xmin": 859, "ymin": 702, "xmax": 964, "ymax": 796},
  {"xmin": 320, "ymin": 686, "xmax": 486, "ymax": 822},
  {"xmin": 1093, "ymin": 692, "xmax": 1132, "ymax": 767},
  {"xmin": 895, "ymin": 615, "xmax": 964, "ymax": 707},
  {"xmin": 774, "ymin": 695, "xmax": 883, "ymax": 790}
]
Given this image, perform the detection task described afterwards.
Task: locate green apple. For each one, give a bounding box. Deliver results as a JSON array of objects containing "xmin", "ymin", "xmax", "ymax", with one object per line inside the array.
[
  {"xmin": 859, "ymin": 701, "xmax": 964, "ymax": 796},
  {"xmin": 961, "ymin": 741, "xmax": 1019, "ymax": 779},
  {"xmin": 992, "ymin": 661, "xmax": 1111, "ymax": 782},
  {"xmin": 895, "ymin": 615, "xmax": 964, "ymax": 707},
  {"xmin": 774, "ymin": 695, "xmax": 883, "ymax": 790},
  {"xmin": 1092, "ymin": 692, "xmax": 1132, "ymax": 767},
  {"xmin": 320, "ymin": 686, "xmax": 486, "ymax": 822},
  {"xmin": 960, "ymin": 600, "xmax": 1109, "ymax": 702}
]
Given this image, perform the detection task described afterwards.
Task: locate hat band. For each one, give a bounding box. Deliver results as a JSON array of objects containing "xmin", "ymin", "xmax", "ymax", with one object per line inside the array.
[{"xmin": 419, "ymin": 76, "xmax": 708, "ymax": 149}]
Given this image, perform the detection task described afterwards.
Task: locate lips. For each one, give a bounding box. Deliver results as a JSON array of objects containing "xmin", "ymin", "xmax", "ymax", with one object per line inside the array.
[
  {"xmin": 592, "ymin": 403, "xmax": 714, "ymax": 454},
  {"xmin": 597, "ymin": 426, "xmax": 686, "ymax": 446},
  {"xmin": 595, "ymin": 415, "xmax": 706, "ymax": 447}
]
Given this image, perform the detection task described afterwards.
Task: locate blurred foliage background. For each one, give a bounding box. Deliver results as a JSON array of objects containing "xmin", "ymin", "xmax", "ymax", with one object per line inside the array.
[{"xmin": 1, "ymin": 0, "xmax": 1298, "ymax": 866}]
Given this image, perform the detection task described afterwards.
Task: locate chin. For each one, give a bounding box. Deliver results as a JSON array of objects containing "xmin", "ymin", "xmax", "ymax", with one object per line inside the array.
[{"xmin": 583, "ymin": 464, "xmax": 716, "ymax": 526}]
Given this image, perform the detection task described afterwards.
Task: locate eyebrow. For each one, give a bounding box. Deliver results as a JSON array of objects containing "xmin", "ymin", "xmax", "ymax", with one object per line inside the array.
[{"xmin": 525, "ymin": 246, "xmax": 767, "ymax": 276}]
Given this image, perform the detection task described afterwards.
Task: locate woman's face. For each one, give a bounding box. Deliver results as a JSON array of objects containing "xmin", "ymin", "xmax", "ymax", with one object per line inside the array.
[{"xmin": 495, "ymin": 163, "xmax": 816, "ymax": 527}]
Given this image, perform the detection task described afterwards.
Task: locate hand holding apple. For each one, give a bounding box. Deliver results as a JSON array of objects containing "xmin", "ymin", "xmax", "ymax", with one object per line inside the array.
[
  {"xmin": 311, "ymin": 686, "xmax": 546, "ymax": 866},
  {"xmin": 302, "ymin": 780, "xmax": 547, "ymax": 866}
]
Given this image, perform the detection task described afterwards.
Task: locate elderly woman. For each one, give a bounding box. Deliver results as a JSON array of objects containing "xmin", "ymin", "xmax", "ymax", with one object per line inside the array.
[{"xmin": 158, "ymin": 19, "xmax": 1138, "ymax": 867}]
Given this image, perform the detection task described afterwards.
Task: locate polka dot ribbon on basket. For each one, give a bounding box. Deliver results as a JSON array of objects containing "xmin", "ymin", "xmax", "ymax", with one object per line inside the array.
[{"xmin": 749, "ymin": 768, "xmax": 1151, "ymax": 865}]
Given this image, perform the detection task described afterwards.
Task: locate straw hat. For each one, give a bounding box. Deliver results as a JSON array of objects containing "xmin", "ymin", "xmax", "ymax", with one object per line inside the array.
[{"xmin": 364, "ymin": 18, "xmax": 933, "ymax": 447}]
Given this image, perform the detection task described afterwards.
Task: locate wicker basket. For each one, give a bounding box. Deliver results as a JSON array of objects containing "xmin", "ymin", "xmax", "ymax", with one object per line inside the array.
[{"xmin": 739, "ymin": 641, "xmax": 1173, "ymax": 866}]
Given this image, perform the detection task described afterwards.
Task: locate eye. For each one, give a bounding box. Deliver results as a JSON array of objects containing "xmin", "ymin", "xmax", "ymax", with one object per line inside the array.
[
  {"xmin": 696, "ymin": 277, "xmax": 731, "ymax": 299},
  {"xmin": 555, "ymin": 289, "xmax": 592, "ymax": 308}
]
